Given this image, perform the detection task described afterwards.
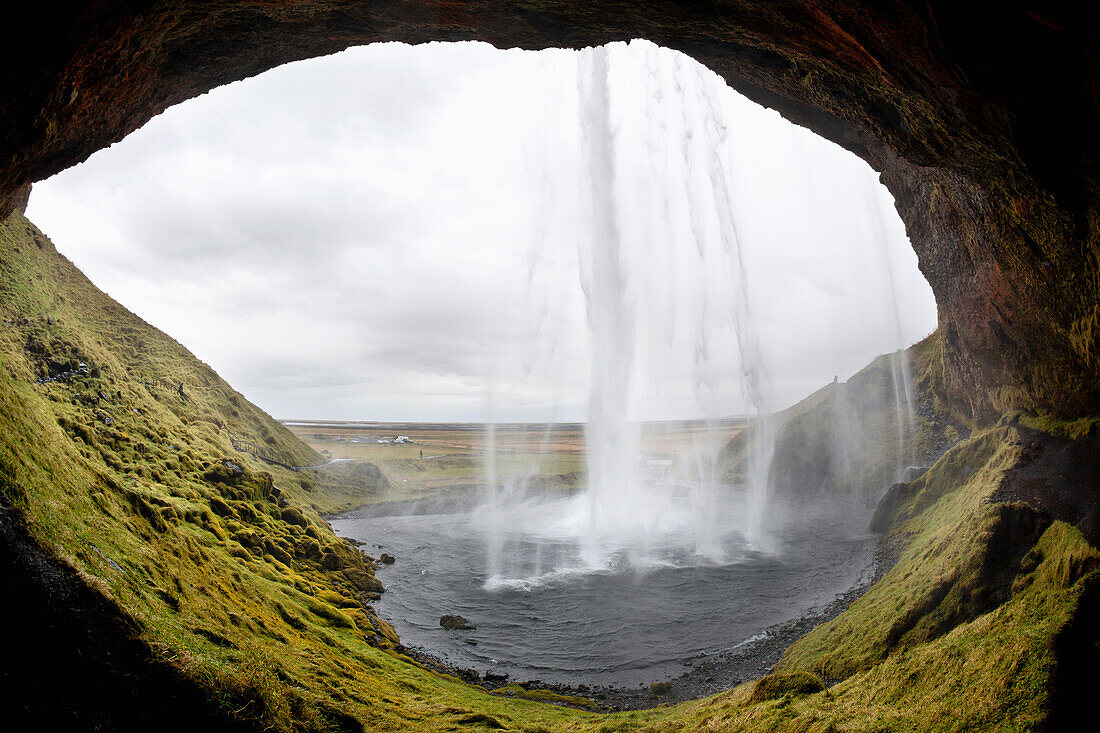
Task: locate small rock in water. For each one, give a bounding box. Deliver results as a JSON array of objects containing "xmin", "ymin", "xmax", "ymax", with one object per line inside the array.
[
  {"xmin": 440, "ymin": 614, "xmax": 476, "ymax": 630},
  {"xmin": 379, "ymin": 553, "xmax": 396, "ymax": 564},
  {"xmin": 465, "ymin": 639, "xmax": 478, "ymax": 646}
]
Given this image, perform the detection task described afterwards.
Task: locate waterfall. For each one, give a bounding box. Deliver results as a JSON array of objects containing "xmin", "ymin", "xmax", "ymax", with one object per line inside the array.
[
  {"xmin": 476, "ymin": 39, "xmax": 932, "ymax": 584},
  {"xmin": 573, "ymin": 42, "xmax": 776, "ymax": 561},
  {"xmin": 482, "ymin": 392, "xmax": 501, "ymax": 580},
  {"xmin": 863, "ymin": 184, "xmax": 917, "ymax": 478},
  {"xmin": 577, "ymin": 45, "xmax": 645, "ymax": 563},
  {"xmin": 673, "ymin": 50, "xmax": 774, "ymax": 551}
]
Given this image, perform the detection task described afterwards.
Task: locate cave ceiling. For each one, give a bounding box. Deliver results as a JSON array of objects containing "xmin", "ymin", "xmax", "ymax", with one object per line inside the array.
[{"xmin": 2, "ymin": 1, "xmax": 1096, "ymax": 420}]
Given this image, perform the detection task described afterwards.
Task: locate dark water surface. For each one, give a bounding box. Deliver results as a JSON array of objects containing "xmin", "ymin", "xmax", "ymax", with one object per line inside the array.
[{"xmin": 331, "ymin": 494, "xmax": 876, "ymax": 687}]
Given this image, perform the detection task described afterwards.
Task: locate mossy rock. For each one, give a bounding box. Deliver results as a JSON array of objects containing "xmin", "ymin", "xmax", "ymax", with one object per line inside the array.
[
  {"xmin": 281, "ymin": 505, "xmax": 309, "ymax": 527},
  {"xmin": 648, "ymin": 681, "xmax": 671, "ymax": 696},
  {"xmin": 295, "ymin": 538, "xmax": 322, "ymax": 560},
  {"xmin": 208, "ymin": 495, "xmax": 236, "ymax": 518},
  {"xmin": 343, "ymin": 567, "xmax": 383, "ymax": 594},
  {"xmin": 371, "ymin": 616, "xmax": 399, "ymax": 645},
  {"xmin": 302, "ymin": 597, "xmax": 355, "ymax": 628},
  {"xmin": 203, "ymin": 458, "xmax": 244, "ymax": 486},
  {"xmin": 231, "ymin": 529, "xmax": 264, "ymax": 550},
  {"xmin": 748, "ymin": 672, "xmax": 825, "ymax": 704},
  {"xmin": 317, "ymin": 589, "xmax": 360, "ymax": 609},
  {"xmin": 262, "ymin": 538, "xmax": 294, "ymax": 567},
  {"xmin": 229, "ymin": 546, "xmax": 252, "ymax": 561}
]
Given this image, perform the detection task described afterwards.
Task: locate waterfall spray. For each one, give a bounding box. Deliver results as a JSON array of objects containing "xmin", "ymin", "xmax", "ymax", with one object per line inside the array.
[
  {"xmin": 671, "ymin": 51, "xmax": 776, "ymax": 550},
  {"xmin": 572, "ymin": 42, "xmax": 779, "ymax": 561},
  {"xmin": 482, "ymin": 390, "xmax": 502, "ymax": 580},
  {"xmin": 863, "ymin": 184, "xmax": 917, "ymax": 478},
  {"xmin": 477, "ymin": 40, "xmax": 931, "ymax": 582}
]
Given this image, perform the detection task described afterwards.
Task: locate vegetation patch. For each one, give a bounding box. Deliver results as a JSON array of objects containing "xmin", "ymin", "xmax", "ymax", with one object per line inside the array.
[
  {"xmin": 721, "ymin": 333, "xmax": 967, "ymax": 506},
  {"xmin": 747, "ymin": 672, "xmax": 825, "ymax": 704},
  {"xmin": 2, "ymin": 212, "xmax": 1097, "ymax": 731}
]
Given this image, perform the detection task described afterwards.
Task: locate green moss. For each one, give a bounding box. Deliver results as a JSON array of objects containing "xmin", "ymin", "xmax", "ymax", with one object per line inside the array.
[
  {"xmin": 1020, "ymin": 412, "xmax": 1100, "ymax": 440},
  {"xmin": 747, "ymin": 672, "xmax": 825, "ymax": 704},
  {"xmin": 779, "ymin": 427, "xmax": 1028, "ymax": 678},
  {"xmin": 2, "ymin": 211, "xmax": 1097, "ymax": 732}
]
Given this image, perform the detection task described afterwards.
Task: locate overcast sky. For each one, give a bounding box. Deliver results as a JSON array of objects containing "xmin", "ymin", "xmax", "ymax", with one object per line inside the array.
[{"xmin": 27, "ymin": 41, "xmax": 936, "ymax": 422}]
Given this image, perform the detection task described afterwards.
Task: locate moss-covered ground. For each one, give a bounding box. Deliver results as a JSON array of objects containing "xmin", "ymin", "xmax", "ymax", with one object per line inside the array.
[
  {"xmin": 720, "ymin": 334, "xmax": 967, "ymax": 508},
  {"xmin": 1, "ymin": 211, "xmax": 1095, "ymax": 731}
]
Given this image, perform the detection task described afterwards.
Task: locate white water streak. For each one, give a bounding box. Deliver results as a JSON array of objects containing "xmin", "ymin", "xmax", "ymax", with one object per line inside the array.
[
  {"xmin": 479, "ymin": 40, "xmax": 926, "ymax": 582},
  {"xmin": 577, "ymin": 45, "xmax": 644, "ymax": 563}
]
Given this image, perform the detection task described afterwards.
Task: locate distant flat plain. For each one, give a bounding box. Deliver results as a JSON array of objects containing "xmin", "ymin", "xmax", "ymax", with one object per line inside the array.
[{"xmin": 283, "ymin": 418, "xmax": 747, "ymax": 504}]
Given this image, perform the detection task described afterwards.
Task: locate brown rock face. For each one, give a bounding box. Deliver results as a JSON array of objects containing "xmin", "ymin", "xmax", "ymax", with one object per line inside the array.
[{"xmin": 1, "ymin": 2, "xmax": 1096, "ymax": 421}]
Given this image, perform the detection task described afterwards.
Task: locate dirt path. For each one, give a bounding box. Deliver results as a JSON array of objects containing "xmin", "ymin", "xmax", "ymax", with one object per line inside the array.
[{"xmin": 294, "ymin": 457, "xmax": 354, "ymax": 471}]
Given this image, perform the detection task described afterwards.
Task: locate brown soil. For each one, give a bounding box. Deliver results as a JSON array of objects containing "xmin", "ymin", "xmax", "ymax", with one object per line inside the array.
[{"xmin": 994, "ymin": 426, "xmax": 1100, "ymax": 547}]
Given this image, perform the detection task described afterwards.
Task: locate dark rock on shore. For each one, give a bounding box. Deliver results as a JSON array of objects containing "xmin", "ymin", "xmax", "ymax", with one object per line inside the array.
[{"xmin": 648, "ymin": 681, "xmax": 671, "ymax": 696}]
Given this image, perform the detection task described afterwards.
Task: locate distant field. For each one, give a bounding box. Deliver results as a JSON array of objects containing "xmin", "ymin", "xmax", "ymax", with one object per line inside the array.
[{"xmin": 284, "ymin": 419, "xmax": 746, "ymax": 504}]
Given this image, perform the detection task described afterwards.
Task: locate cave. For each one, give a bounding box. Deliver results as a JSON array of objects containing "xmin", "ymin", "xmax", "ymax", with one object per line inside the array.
[
  {"xmin": 3, "ymin": 2, "xmax": 1097, "ymax": 422},
  {"xmin": 1, "ymin": 2, "xmax": 1097, "ymax": 731}
]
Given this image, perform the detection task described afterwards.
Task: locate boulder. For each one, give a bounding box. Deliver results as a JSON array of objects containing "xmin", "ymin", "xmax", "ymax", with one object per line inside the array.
[
  {"xmin": 343, "ymin": 568, "xmax": 384, "ymax": 594},
  {"xmin": 649, "ymin": 681, "xmax": 672, "ymax": 696},
  {"xmin": 439, "ymin": 614, "xmax": 475, "ymax": 631}
]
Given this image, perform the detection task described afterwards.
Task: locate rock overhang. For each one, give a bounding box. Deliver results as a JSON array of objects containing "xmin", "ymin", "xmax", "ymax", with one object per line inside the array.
[{"xmin": 1, "ymin": 1, "xmax": 1095, "ymax": 421}]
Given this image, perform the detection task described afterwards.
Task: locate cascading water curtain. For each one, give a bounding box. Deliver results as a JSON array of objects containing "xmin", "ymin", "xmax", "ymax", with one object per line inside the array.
[
  {"xmin": 577, "ymin": 44, "xmax": 642, "ymax": 564},
  {"xmin": 575, "ymin": 42, "xmax": 776, "ymax": 556},
  {"xmin": 479, "ymin": 39, "xmax": 931, "ymax": 580}
]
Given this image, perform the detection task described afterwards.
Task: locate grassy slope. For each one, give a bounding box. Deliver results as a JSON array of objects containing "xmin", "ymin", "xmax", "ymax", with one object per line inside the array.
[
  {"xmin": 721, "ymin": 338, "xmax": 963, "ymax": 507},
  {"xmin": 1, "ymin": 211, "xmax": 1096, "ymax": 731},
  {"xmin": 0, "ymin": 213, "xmax": 597, "ymax": 731}
]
